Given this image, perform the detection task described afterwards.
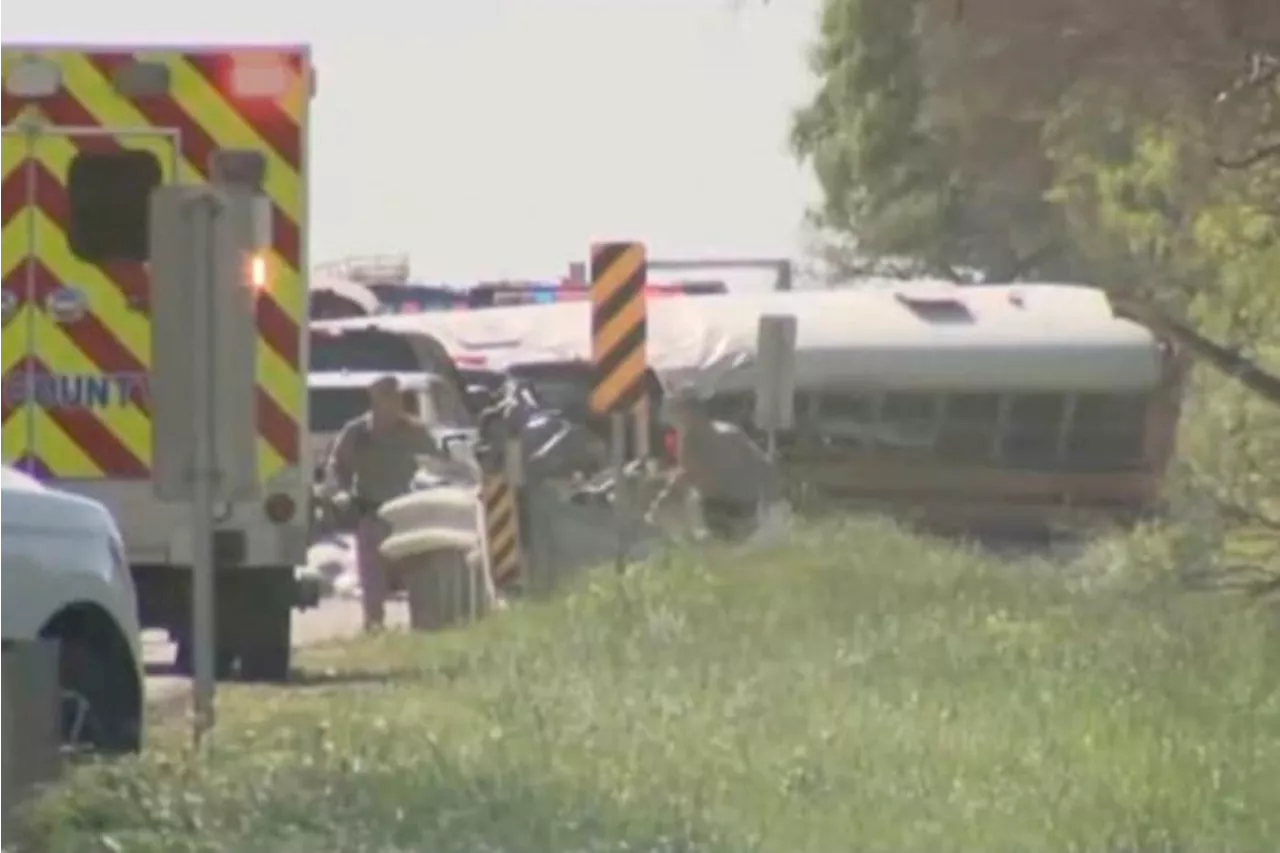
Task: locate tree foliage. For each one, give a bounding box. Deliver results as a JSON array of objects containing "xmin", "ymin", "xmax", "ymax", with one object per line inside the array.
[
  {"xmin": 793, "ymin": 0, "xmax": 1280, "ymax": 576},
  {"xmin": 794, "ymin": 0, "xmax": 1280, "ymax": 287},
  {"xmin": 792, "ymin": 0, "xmax": 1078, "ymax": 280}
]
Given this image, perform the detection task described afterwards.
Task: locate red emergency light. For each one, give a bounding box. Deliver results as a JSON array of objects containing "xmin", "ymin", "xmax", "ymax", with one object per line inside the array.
[{"xmin": 662, "ymin": 426, "xmax": 679, "ymax": 461}]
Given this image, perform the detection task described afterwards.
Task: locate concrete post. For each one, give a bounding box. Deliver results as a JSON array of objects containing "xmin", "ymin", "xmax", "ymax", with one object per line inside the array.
[
  {"xmin": 403, "ymin": 550, "xmax": 478, "ymax": 631},
  {"xmin": 3, "ymin": 640, "xmax": 63, "ymax": 839}
]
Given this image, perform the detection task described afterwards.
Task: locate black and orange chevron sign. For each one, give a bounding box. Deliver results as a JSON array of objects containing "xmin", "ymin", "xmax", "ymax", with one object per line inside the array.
[
  {"xmin": 588, "ymin": 241, "xmax": 648, "ymax": 416},
  {"xmin": 482, "ymin": 476, "xmax": 523, "ymax": 586}
]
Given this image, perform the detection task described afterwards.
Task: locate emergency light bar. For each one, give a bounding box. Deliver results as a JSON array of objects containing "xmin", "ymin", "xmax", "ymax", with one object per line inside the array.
[
  {"xmin": 548, "ymin": 283, "xmax": 707, "ymax": 301},
  {"xmin": 373, "ymin": 279, "xmax": 726, "ymax": 314}
]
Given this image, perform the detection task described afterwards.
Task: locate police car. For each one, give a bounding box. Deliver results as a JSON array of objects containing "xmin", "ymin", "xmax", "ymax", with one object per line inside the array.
[{"xmin": 1, "ymin": 466, "xmax": 144, "ymax": 753}]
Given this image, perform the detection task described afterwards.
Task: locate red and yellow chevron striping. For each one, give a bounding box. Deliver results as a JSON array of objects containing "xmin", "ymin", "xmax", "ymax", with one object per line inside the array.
[{"xmin": 1, "ymin": 46, "xmax": 307, "ymax": 480}]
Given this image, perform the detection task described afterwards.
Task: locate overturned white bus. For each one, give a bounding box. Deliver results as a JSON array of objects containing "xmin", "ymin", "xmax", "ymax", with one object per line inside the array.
[{"xmin": 314, "ymin": 282, "xmax": 1187, "ymax": 536}]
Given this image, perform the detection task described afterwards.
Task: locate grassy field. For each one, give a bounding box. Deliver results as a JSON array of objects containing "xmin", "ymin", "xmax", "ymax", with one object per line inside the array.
[{"xmin": 21, "ymin": 518, "xmax": 1280, "ymax": 853}]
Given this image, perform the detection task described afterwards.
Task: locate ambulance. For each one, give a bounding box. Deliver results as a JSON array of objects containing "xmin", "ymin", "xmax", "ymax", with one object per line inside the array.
[{"xmin": 2, "ymin": 45, "xmax": 316, "ymax": 681}]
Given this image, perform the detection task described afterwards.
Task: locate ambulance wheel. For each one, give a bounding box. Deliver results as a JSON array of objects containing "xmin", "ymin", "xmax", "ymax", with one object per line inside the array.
[
  {"xmin": 237, "ymin": 621, "xmax": 292, "ymax": 683},
  {"xmin": 172, "ymin": 634, "xmax": 236, "ymax": 680},
  {"xmin": 58, "ymin": 638, "xmax": 141, "ymax": 755},
  {"xmin": 235, "ymin": 569, "xmax": 294, "ymax": 683}
]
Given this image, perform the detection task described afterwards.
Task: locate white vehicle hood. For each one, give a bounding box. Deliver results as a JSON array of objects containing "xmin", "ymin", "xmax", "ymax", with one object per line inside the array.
[{"xmin": 2, "ymin": 466, "xmax": 122, "ymax": 538}]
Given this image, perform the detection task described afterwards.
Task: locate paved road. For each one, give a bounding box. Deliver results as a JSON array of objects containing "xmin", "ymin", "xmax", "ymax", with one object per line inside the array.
[{"xmin": 144, "ymin": 598, "xmax": 408, "ymax": 707}]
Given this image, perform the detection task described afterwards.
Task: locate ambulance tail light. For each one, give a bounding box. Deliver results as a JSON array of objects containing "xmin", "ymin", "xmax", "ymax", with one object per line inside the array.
[{"xmin": 264, "ymin": 492, "xmax": 297, "ymax": 524}]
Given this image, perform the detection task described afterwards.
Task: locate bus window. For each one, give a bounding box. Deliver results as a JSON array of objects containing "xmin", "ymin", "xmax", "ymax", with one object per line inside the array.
[
  {"xmin": 879, "ymin": 392, "xmax": 941, "ymax": 449},
  {"xmin": 937, "ymin": 392, "xmax": 1000, "ymax": 462},
  {"xmin": 1001, "ymin": 393, "xmax": 1067, "ymax": 468},
  {"xmin": 815, "ymin": 392, "xmax": 878, "ymax": 446},
  {"xmin": 1066, "ymin": 393, "xmax": 1148, "ymax": 470}
]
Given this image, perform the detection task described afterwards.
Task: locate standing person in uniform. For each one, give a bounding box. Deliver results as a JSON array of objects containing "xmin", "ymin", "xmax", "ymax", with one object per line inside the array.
[{"xmin": 324, "ymin": 375, "xmax": 444, "ymax": 631}]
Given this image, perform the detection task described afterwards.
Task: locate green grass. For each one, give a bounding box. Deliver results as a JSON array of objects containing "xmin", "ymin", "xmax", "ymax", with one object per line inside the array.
[{"xmin": 22, "ymin": 518, "xmax": 1280, "ymax": 853}]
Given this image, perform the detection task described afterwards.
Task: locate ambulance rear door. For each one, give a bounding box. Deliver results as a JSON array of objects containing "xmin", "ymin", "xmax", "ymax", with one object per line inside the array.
[{"xmin": 26, "ymin": 126, "xmax": 175, "ymax": 481}]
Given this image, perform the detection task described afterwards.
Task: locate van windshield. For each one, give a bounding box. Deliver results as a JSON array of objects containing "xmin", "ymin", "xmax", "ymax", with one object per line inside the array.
[{"xmin": 309, "ymin": 330, "xmax": 421, "ymax": 373}]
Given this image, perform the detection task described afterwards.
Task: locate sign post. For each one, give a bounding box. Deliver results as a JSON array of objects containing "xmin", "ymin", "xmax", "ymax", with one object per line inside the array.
[
  {"xmin": 481, "ymin": 475, "xmax": 524, "ymax": 591},
  {"xmin": 587, "ymin": 241, "xmax": 649, "ymax": 573},
  {"xmin": 754, "ymin": 314, "xmax": 799, "ymax": 462},
  {"xmin": 149, "ymin": 185, "xmax": 266, "ymax": 745}
]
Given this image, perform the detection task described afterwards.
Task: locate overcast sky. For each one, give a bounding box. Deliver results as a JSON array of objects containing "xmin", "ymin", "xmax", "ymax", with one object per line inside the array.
[{"xmin": 8, "ymin": 0, "xmax": 822, "ymax": 287}]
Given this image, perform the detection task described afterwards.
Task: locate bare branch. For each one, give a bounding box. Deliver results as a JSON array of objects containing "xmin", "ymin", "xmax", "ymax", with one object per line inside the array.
[
  {"xmin": 1217, "ymin": 499, "xmax": 1280, "ymax": 532},
  {"xmin": 1213, "ymin": 51, "xmax": 1280, "ymax": 103},
  {"xmin": 1214, "ymin": 139, "xmax": 1280, "ymax": 168}
]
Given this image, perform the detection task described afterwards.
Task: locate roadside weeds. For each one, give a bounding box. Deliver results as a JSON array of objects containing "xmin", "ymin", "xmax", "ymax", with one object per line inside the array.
[{"xmin": 19, "ymin": 518, "xmax": 1280, "ymax": 853}]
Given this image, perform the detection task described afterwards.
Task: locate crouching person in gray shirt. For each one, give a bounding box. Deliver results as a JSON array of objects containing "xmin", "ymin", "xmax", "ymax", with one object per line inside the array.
[
  {"xmin": 324, "ymin": 375, "xmax": 443, "ymax": 631},
  {"xmin": 666, "ymin": 391, "xmax": 788, "ymax": 541}
]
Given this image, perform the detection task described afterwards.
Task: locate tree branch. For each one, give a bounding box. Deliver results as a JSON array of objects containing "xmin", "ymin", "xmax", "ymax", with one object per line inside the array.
[
  {"xmin": 1214, "ymin": 139, "xmax": 1280, "ymax": 169},
  {"xmin": 1218, "ymin": 499, "xmax": 1280, "ymax": 532},
  {"xmin": 1110, "ymin": 298, "xmax": 1280, "ymax": 407},
  {"xmin": 1214, "ymin": 50, "xmax": 1279, "ymax": 104}
]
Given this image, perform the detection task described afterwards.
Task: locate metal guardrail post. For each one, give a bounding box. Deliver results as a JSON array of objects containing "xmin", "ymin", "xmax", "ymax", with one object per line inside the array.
[{"xmin": 2, "ymin": 639, "xmax": 63, "ymax": 838}]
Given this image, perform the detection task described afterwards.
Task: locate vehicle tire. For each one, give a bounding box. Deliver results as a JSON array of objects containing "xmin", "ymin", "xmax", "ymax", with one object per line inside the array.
[
  {"xmin": 58, "ymin": 639, "xmax": 141, "ymax": 755},
  {"xmin": 234, "ymin": 568, "xmax": 294, "ymax": 683},
  {"xmin": 237, "ymin": 634, "xmax": 290, "ymax": 683},
  {"xmin": 173, "ymin": 633, "xmax": 236, "ymax": 679},
  {"xmin": 237, "ymin": 611, "xmax": 291, "ymax": 683}
]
